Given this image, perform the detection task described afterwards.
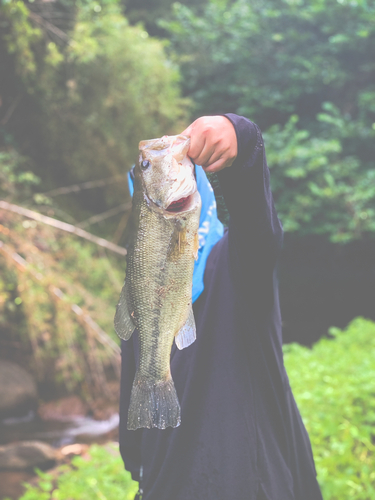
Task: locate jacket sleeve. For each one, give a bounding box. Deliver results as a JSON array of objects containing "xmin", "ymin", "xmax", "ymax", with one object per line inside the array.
[
  {"xmin": 119, "ymin": 337, "xmax": 142, "ymax": 482},
  {"xmin": 217, "ymin": 114, "xmax": 283, "ymax": 315}
]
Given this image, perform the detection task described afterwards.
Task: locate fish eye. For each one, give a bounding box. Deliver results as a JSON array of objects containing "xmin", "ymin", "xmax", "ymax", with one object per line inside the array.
[{"xmin": 141, "ymin": 160, "xmax": 151, "ymax": 170}]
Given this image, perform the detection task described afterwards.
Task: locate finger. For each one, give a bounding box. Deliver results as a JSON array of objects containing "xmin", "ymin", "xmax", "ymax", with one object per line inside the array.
[
  {"xmin": 195, "ymin": 140, "xmax": 217, "ymax": 167},
  {"xmin": 202, "ymin": 147, "xmax": 226, "ymax": 169},
  {"xmin": 203, "ymin": 157, "xmax": 228, "ymax": 173}
]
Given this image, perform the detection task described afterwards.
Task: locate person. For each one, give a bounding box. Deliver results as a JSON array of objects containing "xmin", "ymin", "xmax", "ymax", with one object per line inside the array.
[{"xmin": 119, "ymin": 114, "xmax": 323, "ymax": 500}]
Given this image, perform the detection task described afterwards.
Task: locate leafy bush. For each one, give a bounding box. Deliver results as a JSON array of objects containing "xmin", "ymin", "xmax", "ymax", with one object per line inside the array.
[
  {"xmin": 284, "ymin": 318, "xmax": 375, "ymax": 499},
  {"xmin": 0, "ymin": 149, "xmax": 40, "ymax": 201},
  {"xmin": 40, "ymin": 2, "xmax": 188, "ymax": 186},
  {"xmin": 17, "ymin": 444, "xmax": 138, "ymax": 500},
  {"xmin": 1, "ymin": 0, "xmax": 188, "ymax": 209},
  {"xmin": 0, "ymin": 211, "xmax": 124, "ymax": 396},
  {"xmin": 264, "ymin": 110, "xmax": 375, "ymax": 242}
]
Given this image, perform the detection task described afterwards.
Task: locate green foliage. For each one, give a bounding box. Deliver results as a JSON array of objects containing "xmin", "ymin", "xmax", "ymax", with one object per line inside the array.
[
  {"xmin": 1, "ymin": 0, "xmax": 188, "ymax": 219},
  {"xmin": 0, "ymin": 212, "xmax": 124, "ymax": 395},
  {"xmin": 40, "ymin": 3, "xmax": 188, "ymax": 186},
  {"xmin": 124, "ymin": 0, "xmax": 205, "ymax": 37},
  {"xmin": 18, "ymin": 444, "xmax": 138, "ymax": 500},
  {"xmin": 163, "ymin": 0, "xmax": 375, "ymax": 122},
  {"xmin": 265, "ymin": 110, "xmax": 375, "ymax": 242},
  {"xmin": 162, "ymin": 0, "xmax": 375, "ymax": 241},
  {"xmin": 0, "ymin": 149, "xmax": 40, "ymax": 200},
  {"xmin": 284, "ymin": 318, "xmax": 375, "ymax": 499},
  {"xmin": 0, "ymin": 0, "xmax": 43, "ymax": 89},
  {"xmin": 16, "ymin": 318, "xmax": 375, "ymax": 500}
]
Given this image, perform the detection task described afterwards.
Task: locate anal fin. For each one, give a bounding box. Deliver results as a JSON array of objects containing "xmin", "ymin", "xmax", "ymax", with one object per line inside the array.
[
  {"xmin": 114, "ymin": 284, "xmax": 135, "ymax": 341},
  {"xmin": 175, "ymin": 304, "xmax": 196, "ymax": 350}
]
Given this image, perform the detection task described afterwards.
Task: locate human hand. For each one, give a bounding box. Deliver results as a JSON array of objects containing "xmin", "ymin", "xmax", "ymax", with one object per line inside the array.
[{"xmin": 181, "ymin": 116, "xmax": 237, "ymax": 173}]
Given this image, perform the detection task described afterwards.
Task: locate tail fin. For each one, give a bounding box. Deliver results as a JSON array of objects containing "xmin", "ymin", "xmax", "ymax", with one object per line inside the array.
[{"xmin": 127, "ymin": 373, "xmax": 181, "ymax": 430}]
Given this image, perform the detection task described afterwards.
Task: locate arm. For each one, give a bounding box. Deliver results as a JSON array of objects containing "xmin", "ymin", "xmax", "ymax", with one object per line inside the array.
[
  {"xmin": 183, "ymin": 115, "xmax": 283, "ymax": 314},
  {"xmin": 219, "ymin": 114, "xmax": 283, "ymax": 314}
]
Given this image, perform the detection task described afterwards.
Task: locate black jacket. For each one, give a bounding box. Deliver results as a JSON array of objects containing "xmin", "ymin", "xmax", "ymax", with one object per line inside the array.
[{"xmin": 119, "ymin": 114, "xmax": 323, "ymax": 500}]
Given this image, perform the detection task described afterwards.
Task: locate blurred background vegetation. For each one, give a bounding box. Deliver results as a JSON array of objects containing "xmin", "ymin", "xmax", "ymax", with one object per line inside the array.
[{"xmin": 0, "ymin": 0, "xmax": 374, "ymax": 498}]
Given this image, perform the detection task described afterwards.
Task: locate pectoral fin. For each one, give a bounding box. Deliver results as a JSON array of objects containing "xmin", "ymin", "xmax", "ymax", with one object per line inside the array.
[
  {"xmin": 175, "ymin": 304, "xmax": 196, "ymax": 350},
  {"xmin": 114, "ymin": 284, "xmax": 135, "ymax": 341}
]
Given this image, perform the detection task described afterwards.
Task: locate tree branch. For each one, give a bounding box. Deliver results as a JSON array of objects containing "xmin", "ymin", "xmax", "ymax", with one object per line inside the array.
[
  {"xmin": 77, "ymin": 202, "xmax": 131, "ymax": 228},
  {"xmin": 0, "ymin": 201, "xmax": 127, "ymax": 256},
  {"xmin": 39, "ymin": 175, "xmax": 128, "ymax": 197},
  {"xmin": 28, "ymin": 11, "xmax": 70, "ymax": 44}
]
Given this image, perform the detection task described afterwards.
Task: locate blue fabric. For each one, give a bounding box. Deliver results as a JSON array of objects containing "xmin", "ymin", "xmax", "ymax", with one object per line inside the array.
[{"xmin": 127, "ymin": 165, "xmax": 224, "ymax": 303}]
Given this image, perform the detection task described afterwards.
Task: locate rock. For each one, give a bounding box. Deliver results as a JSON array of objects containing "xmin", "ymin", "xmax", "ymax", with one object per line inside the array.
[
  {"xmin": 88, "ymin": 379, "xmax": 119, "ymax": 421},
  {"xmin": 38, "ymin": 396, "xmax": 88, "ymax": 421},
  {"xmin": 89, "ymin": 397, "xmax": 119, "ymax": 421},
  {"xmin": 0, "ymin": 361, "xmax": 37, "ymax": 418},
  {"xmin": 60, "ymin": 443, "xmax": 88, "ymax": 457},
  {"xmin": 0, "ymin": 441, "xmax": 57, "ymax": 470},
  {"xmin": 0, "ymin": 470, "xmax": 34, "ymax": 500}
]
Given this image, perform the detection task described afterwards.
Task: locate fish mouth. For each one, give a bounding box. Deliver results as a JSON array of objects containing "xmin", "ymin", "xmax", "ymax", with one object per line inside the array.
[
  {"xmin": 145, "ymin": 190, "xmax": 199, "ymax": 217},
  {"xmin": 166, "ymin": 194, "xmax": 194, "ymax": 213}
]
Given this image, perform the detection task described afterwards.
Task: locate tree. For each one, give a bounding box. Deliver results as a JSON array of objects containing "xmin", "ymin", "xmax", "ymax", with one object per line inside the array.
[
  {"xmin": 0, "ymin": 0, "xmax": 188, "ymax": 191},
  {"xmin": 162, "ymin": 0, "xmax": 375, "ymax": 241}
]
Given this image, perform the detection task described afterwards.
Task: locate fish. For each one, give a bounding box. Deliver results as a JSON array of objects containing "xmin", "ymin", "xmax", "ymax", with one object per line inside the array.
[{"xmin": 114, "ymin": 134, "xmax": 201, "ymax": 430}]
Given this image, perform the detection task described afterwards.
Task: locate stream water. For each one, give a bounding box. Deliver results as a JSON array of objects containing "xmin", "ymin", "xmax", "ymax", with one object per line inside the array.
[
  {"xmin": 0, "ymin": 411, "xmax": 120, "ymax": 500},
  {"xmin": 0, "ymin": 411, "xmax": 119, "ymax": 447}
]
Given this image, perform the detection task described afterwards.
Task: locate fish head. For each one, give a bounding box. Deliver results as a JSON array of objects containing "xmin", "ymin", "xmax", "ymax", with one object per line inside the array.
[{"xmin": 137, "ymin": 135, "xmax": 199, "ymax": 214}]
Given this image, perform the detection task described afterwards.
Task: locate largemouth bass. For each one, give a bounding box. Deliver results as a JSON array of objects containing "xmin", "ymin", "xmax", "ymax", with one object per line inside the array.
[{"xmin": 114, "ymin": 135, "xmax": 201, "ymax": 430}]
